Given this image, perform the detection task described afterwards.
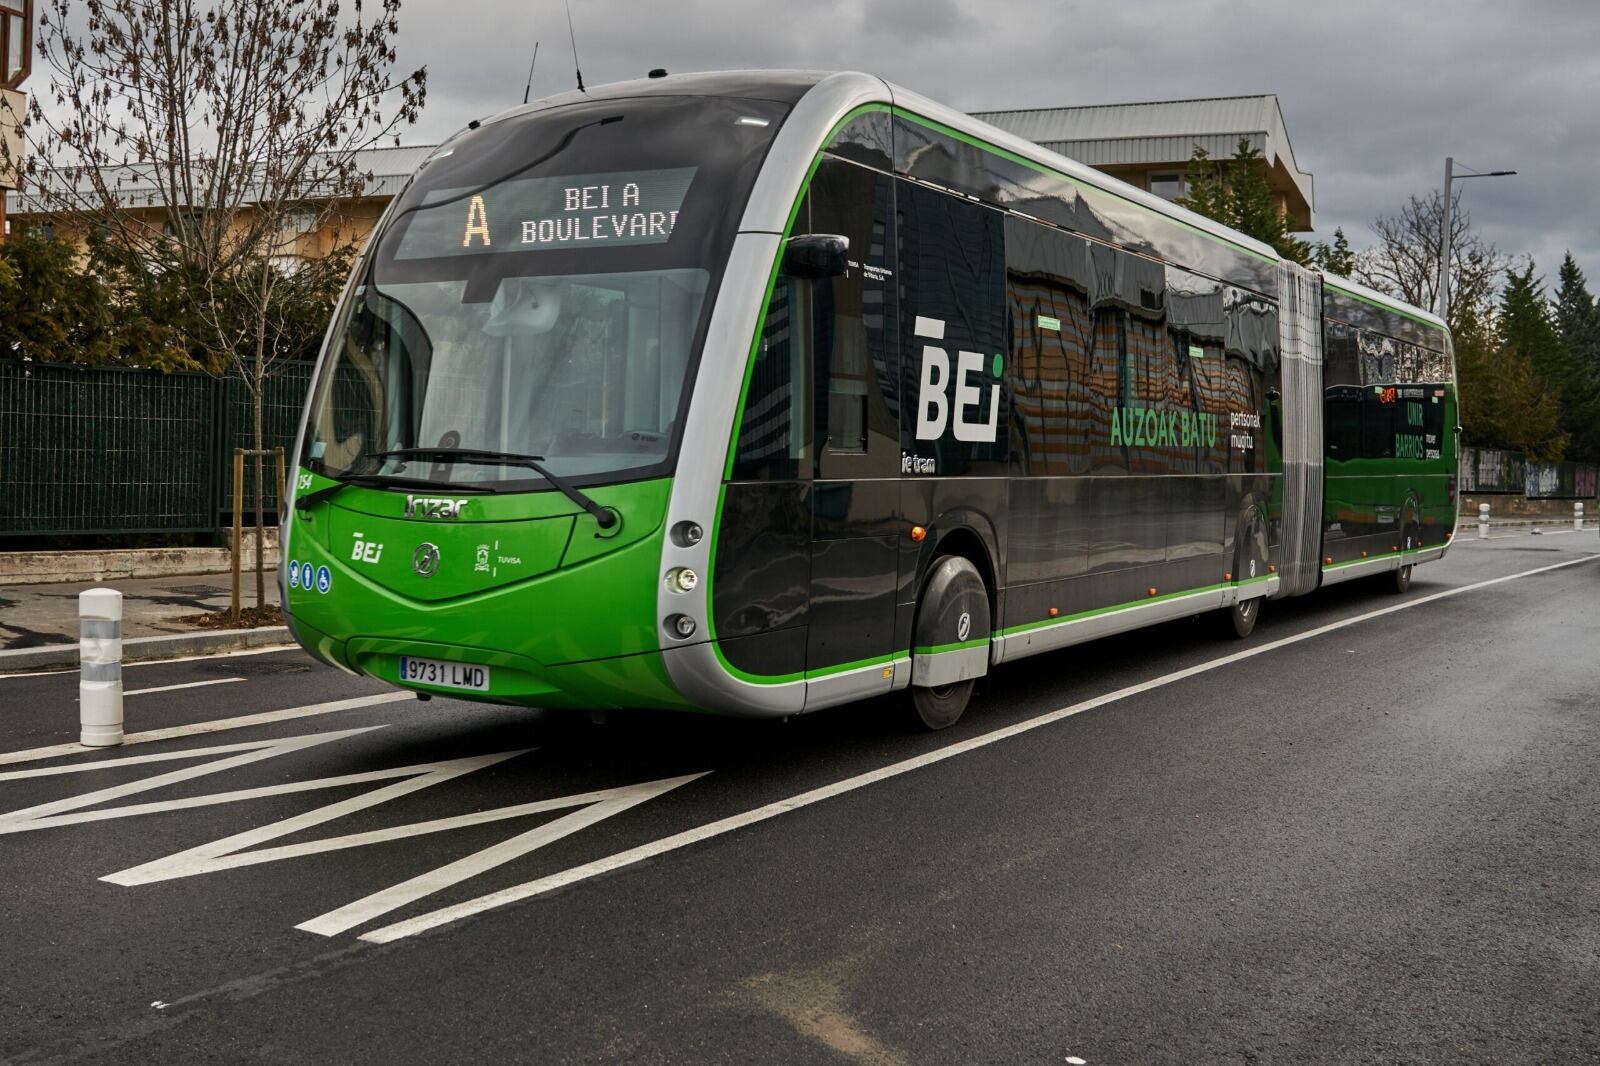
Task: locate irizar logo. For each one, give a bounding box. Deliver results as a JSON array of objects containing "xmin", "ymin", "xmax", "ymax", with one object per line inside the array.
[
  {"xmin": 404, "ymin": 495, "xmax": 469, "ymax": 520},
  {"xmin": 913, "ymin": 316, "xmax": 1000, "ymax": 443}
]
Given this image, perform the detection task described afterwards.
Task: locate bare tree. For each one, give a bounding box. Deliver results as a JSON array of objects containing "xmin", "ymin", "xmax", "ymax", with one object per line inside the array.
[
  {"xmin": 1357, "ymin": 190, "xmax": 1508, "ymax": 333},
  {"xmin": 7, "ymin": 0, "xmax": 425, "ymax": 609}
]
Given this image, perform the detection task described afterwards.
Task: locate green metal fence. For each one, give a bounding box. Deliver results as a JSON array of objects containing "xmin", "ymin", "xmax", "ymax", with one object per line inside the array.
[{"xmin": 0, "ymin": 360, "xmax": 314, "ymax": 538}]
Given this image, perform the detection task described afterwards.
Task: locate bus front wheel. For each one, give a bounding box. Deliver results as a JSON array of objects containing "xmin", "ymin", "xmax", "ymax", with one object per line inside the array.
[
  {"xmin": 909, "ymin": 679, "xmax": 974, "ymax": 731},
  {"xmin": 905, "ymin": 554, "xmax": 990, "ymax": 731}
]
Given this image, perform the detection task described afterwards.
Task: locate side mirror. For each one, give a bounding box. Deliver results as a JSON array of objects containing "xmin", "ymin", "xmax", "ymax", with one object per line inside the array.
[{"xmin": 782, "ymin": 233, "xmax": 850, "ymax": 279}]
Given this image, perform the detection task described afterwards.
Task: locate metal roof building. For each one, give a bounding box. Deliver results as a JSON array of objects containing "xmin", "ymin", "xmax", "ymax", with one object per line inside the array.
[{"xmin": 971, "ymin": 94, "xmax": 1315, "ymax": 231}]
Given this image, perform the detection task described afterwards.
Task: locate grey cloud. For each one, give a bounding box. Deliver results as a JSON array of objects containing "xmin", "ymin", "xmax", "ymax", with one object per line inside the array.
[{"xmin": 50, "ymin": 0, "xmax": 1593, "ymax": 285}]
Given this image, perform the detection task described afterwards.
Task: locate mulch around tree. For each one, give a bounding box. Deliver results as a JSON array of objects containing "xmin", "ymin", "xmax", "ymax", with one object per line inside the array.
[{"xmin": 180, "ymin": 605, "xmax": 284, "ymax": 629}]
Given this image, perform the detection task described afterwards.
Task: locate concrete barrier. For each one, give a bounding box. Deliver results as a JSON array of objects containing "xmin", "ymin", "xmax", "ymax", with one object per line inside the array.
[
  {"xmin": 0, "ymin": 625, "xmax": 294, "ymax": 675},
  {"xmin": 0, "ymin": 530, "xmax": 279, "ymax": 585}
]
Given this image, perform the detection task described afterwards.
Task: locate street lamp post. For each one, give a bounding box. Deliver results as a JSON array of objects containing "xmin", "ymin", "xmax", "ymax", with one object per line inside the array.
[{"xmin": 1436, "ymin": 156, "xmax": 1517, "ymax": 326}]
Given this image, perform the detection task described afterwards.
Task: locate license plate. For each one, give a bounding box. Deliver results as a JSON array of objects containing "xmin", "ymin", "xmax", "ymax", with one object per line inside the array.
[{"xmin": 398, "ymin": 655, "xmax": 490, "ymax": 692}]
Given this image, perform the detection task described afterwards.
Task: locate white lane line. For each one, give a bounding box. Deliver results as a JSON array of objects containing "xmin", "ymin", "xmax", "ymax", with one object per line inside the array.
[
  {"xmin": 0, "ymin": 691, "xmax": 414, "ymax": 768},
  {"xmin": 125, "ymin": 677, "xmax": 246, "ymax": 697},
  {"xmin": 0, "ymin": 728, "xmax": 384, "ymax": 832},
  {"xmin": 361, "ymin": 550, "xmax": 1600, "ymax": 944},
  {"xmin": 0, "ymin": 739, "xmax": 275, "ymax": 781},
  {"xmin": 0, "ymin": 643, "xmax": 300, "ymax": 680}
]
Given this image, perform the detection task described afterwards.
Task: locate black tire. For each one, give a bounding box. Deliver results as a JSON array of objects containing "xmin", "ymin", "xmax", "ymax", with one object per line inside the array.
[
  {"xmin": 1219, "ymin": 507, "xmax": 1266, "ymax": 639},
  {"xmin": 1391, "ymin": 515, "xmax": 1417, "ymax": 595},
  {"xmin": 1222, "ymin": 594, "xmax": 1260, "ymax": 638},
  {"xmin": 908, "ymin": 679, "xmax": 975, "ymax": 730},
  {"xmin": 904, "ymin": 554, "xmax": 990, "ymax": 731}
]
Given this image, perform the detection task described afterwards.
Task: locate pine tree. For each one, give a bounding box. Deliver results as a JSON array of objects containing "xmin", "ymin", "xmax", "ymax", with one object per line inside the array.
[
  {"xmin": 1312, "ymin": 228, "xmax": 1355, "ymax": 277},
  {"xmin": 1494, "ymin": 262, "xmax": 1571, "ymax": 460},
  {"xmin": 1177, "ymin": 140, "xmax": 1312, "ymax": 266},
  {"xmin": 1551, "ymin": 253, "xmax": 1600, "ymax": 460}
]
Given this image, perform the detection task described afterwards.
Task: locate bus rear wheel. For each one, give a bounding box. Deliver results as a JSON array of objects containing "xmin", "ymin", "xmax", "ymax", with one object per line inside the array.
[
  {"xmin": 1391, "ymin": 520, "xmax": 1417, "ymax": 594},
  {"xmin": 1222, "ymin": 594, "xmax": 1260, "ymax": 638}
]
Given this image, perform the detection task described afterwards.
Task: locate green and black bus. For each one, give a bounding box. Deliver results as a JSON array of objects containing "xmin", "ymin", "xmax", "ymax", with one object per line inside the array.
[{"xmin": 283, "ymin": 70, "xmax": 1458, "ymax": 728}]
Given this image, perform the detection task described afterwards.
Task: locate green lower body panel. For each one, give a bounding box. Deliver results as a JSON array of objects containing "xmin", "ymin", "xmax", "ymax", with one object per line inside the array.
[
  {"xmin": 314, "ymin": 632, "xmax": 692, "ymax": 711},
  {"xmin": 283, "ymin": 476, "xmax": 696, "ymax": 712}
]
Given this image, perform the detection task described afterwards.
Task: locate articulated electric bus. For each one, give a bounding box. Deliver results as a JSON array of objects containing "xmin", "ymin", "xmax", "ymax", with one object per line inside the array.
[{"xmin": 282, "ymin": 70, "xmax": 1458, "ymax": 728}]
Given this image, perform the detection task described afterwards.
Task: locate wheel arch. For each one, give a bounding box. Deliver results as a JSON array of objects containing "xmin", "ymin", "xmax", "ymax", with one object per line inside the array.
[{"xmin": 925, "ymin": 522, "xmax": 998, "ymax": 615}]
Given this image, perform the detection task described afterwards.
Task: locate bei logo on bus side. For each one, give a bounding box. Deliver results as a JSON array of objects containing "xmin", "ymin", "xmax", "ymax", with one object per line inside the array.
[{"xmin": 912, "ymin": 316, "xmax": 1001, "ymax": 444}]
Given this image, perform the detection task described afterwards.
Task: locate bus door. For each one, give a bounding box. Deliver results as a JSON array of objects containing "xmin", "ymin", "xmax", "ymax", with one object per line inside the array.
[{"xmin": 799, "ymin": 159, "xmax": 902, "ymax": 685}]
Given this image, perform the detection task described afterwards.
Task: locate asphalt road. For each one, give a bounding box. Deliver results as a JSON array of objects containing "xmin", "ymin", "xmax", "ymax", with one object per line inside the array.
[{"xmin": 1, "ymin": 530, "xmax": 1597, "ymax": 1065}]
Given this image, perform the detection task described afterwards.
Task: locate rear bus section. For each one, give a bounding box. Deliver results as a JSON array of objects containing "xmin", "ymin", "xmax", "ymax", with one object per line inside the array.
[{"xmin": 1318, "ymin": 281, "xmax": 1458, "ymax": 590}]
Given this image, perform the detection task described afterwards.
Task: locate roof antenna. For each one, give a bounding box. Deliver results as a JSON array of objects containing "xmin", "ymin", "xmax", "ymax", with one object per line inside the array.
[
  {"xmin": 563, "ymin": 0, "xmax": 586, "ymax": 93},
  {"xmin": 522, "ymin": 40, "xmax": 539, "ymax": 105}
]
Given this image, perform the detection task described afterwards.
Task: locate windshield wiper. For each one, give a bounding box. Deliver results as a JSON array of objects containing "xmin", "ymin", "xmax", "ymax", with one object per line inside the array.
[
  {"xmin": 294, "ymin": 471, "xmax": 498, "ymax": 512},
  {"xmin": 369, "ymin": 448, "xmax": 618, "ymax": 529}
]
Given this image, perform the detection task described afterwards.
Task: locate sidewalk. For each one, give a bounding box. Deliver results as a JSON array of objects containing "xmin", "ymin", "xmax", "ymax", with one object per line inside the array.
[{"xmin": 0, "ymin": 570, "xmax": 280, "ymax": 650}]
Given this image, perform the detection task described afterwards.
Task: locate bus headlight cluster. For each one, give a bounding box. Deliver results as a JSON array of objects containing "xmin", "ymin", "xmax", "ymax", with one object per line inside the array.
[
  {"xmin": 667, "ymin": 614, "xmax": 696, "ymax": 638},
  {"xmin": 666, "ymin": 566, "xmax": 699, "ymax": 593}
]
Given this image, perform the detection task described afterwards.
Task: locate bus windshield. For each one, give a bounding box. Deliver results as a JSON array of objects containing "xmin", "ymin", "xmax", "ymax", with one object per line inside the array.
[{"xmin": 303, "ymin": 94, "xmax": 790, "ymax": 490}]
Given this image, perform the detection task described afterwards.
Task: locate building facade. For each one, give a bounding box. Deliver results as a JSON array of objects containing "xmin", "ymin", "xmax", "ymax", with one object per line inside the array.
[{"xmin": 970, "ymin": 94, "xmax": 1314, "ymax": 231}]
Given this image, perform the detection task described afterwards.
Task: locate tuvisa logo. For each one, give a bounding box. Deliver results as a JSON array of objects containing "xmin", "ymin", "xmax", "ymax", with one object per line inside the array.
[
  {"xmin": 404, "ymin": 495, "xmax": 469, "ymax": 520},
  {"xmin": 912, "ymin": 316, "xmax": 1001, "ymax": 443}
]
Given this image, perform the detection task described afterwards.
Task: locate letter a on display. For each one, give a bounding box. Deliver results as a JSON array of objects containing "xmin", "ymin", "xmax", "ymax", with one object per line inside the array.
[{"xmin": 463, "ymin": 195, "xmax": 492, "ymax": 248}]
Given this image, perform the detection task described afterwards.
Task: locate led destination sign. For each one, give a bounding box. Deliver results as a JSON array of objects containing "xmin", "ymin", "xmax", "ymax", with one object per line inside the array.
[{"xmin": 395, "ymin": 167, "xmax": 696, "ymax": 259}]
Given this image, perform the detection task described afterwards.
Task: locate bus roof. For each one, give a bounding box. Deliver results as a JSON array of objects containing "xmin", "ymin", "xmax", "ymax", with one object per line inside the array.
[{"xmin": 482, "ymin": 70, "xmax": 1440, "ymax": 329}]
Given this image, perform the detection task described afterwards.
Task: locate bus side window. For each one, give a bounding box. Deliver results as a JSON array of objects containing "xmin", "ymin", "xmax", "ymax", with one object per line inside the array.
[
  {"xmin": 807, "ymin": 159, "xmax": 898, "ymax": 471},
  {"xmin": 731, "ymin": 272, "xmax": 811, "ymax": 481}
]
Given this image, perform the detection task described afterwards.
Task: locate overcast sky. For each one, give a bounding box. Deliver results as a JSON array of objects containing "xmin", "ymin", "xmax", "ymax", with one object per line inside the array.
[{"xmin": 384, "ymin": 0, "xmax": 1597, "ymax": 295}]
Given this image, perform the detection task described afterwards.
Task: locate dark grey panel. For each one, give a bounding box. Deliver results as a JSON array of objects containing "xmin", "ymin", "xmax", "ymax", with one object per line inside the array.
[
  {"xmin": 1005, "ymin": 478, "xmax": 1093, "ymax": 586},
  {"xmin": 713, "ymin": 481, "xmax": 810, "ymax": 639},
  {"xmin": 813, "ymin": 479, "xmax": 901, "ymax": 540},
  {"xmin": 1167, "ymin": 475, "xmax": 1226, "ymax": 564},
  {"xmin": 1089, "ymin": 477, "xmax": 1167, "ymax": 577},
  {"xmin": 807, "ymin": 534, "xmax": 897, "ymax": 669},
  {"xmin": 717, "ymin": 628, "xmax": 807, "ymax": 679}
]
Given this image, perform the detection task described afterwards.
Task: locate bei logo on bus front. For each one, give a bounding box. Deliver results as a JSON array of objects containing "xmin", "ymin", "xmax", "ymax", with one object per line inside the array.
[{"xmin": 912, "ymin": 316, "xmax": 1001, "ymax": 444}]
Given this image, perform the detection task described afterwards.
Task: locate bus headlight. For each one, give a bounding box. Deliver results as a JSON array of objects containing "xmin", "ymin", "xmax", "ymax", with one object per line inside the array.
[
  {"xmin": 666, "ymin": 567, "xmax": 699, "ymax": 593},
  {"xmin": 670, "ymin": 521, "xmax": 704, "ymax": 547},
  {"xmin": 667, "ymin": 614, "xmax": 696, "ymax": 638}
]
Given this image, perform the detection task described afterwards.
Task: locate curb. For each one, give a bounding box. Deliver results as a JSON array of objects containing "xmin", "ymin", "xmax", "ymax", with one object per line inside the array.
[{"xmin": 0, "ymin": 626, "xmax": 295, "ymax": 674}]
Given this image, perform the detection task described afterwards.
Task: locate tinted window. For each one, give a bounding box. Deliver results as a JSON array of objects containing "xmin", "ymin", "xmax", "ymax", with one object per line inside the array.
[
  {"xmin": 732, "ymin": 275, "xmax": 809, "ymax": 480},
  {"xmin": 1005, "ymin": 217, "xmax": 1094, "ymax": 475},
  {"xmin": 898, "ymin": 179, "xmax": 1007, "ymax": 477},
  {"xmin": 809, "ymin": 160, "xmax": 899, "ymax": 468}
]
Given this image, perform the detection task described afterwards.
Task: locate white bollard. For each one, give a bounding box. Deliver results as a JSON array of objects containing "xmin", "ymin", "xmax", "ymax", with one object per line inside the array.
[
  {"xmin": 79, "ymin": 588, "xmax": 124, "ymax": 747},
  {"xmin": 1477, "ymin": 502, "xmax": 1490, "ymax": 540},
  {"xmin": 1576, "ymin": 501, "xmax": 1585, "ymax": 531}
]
